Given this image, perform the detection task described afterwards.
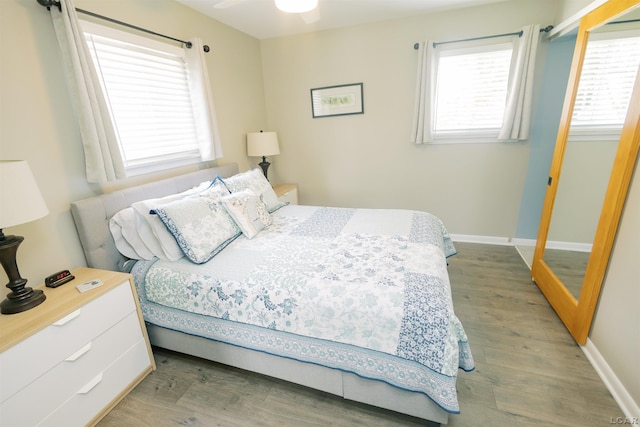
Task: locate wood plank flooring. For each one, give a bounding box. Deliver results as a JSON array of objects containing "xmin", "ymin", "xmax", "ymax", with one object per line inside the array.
[{"xmin": 98, "ymin": 243, "xmax": 622, "ymax": 426}]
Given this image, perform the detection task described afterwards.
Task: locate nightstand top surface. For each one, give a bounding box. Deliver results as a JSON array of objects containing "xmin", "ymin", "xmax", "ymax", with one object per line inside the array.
[{"xmin": 0, "ymin": 268, "xmax": 131, "ymax": 352}]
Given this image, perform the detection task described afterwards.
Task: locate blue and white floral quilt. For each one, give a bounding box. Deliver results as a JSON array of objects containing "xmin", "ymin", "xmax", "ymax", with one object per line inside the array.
[{"xmin": 132, "ymin": 205, "xmax": 474, "ymax": 413}]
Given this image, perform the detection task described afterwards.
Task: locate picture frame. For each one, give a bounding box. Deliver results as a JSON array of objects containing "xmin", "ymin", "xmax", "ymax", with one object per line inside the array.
[{"xmin": 310, "ymin": 83, "xmax": 364, "ymax": 118}]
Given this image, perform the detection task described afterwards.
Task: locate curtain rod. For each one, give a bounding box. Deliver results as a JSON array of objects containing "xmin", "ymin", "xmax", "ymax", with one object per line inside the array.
[
  {"xmin": 413, "ymin": 25, "xmax": 554, "ymax": 50},
  {"xmin": 36, "ymin": 0, "xmax": 210, "ymax": 53}
]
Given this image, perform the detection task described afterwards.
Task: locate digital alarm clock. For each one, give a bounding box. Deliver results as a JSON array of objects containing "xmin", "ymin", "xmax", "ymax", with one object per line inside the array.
[{"xmin": 45, "ymin": 270, "xmax": 75, "ymax": 288}]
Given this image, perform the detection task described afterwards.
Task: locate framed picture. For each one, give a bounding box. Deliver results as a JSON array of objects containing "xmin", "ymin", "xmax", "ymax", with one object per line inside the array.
[{"xmin": 310, "ymin": 83, "xmax": 364, "ymax": 118}]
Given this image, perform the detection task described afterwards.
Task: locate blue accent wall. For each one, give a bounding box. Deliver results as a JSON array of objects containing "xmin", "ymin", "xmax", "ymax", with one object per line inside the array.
[{"xmin": 515, "ymin": 35, "xmax": 577, "ymax": 239}]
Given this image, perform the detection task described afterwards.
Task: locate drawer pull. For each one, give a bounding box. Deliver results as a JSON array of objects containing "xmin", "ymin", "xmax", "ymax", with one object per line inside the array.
[
  {"xmin": 52, "ymin": 309, "xmax": 81, "ymax": 326},
  {"xmin": 65, "ymin": 342, "xmax": 92, "ymax": 362},
  {"xmin": 77, "ymin": 372, "xmax": 103, "ymax": 394}
]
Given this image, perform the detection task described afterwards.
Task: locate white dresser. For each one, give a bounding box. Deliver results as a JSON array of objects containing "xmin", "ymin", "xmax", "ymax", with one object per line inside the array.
[{"xmin": 0, "ymin": 268, "xmax": 155, "ymax": 426}]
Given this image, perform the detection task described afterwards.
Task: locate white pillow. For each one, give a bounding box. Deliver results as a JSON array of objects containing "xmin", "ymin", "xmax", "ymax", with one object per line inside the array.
[
  {"xmin": 220, "ymin": 189, "xmax": 272, "ymax": 239},
  {"xmin": 109, "ymin": 209, "xmax": 143, "ymax": 260},
  {"xmin": 109, "ymin": 207, "xmax": 155, "ymax": 260},
  {"xmin": 153, "ymin": 184, "xmax": 240, "ymax": 264},
  {"xmin": 222, "ymin": 168, "xmax": 285, "ymax": 213}
]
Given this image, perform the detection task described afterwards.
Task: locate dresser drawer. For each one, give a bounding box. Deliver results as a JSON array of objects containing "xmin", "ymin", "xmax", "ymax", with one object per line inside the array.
[
  {"xmin": 0, "ymin": 311, "xmax": 144, "ymax": 427},
  {"xmin": 38, "ymin": 338, "xmax": 151, "ymax": 427},
  {"xmin": 0, "ymin": 281, "xmax": 135, "ymax": 402}
]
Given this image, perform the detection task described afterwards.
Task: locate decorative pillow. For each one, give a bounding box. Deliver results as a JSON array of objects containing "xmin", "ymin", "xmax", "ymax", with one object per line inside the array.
[
  {"xmin": 152, "ymin": 184, "xmax": 241, "ymax": 264},
  {"xmin": 130, "ymin": 179, "xmax": 215, "ymax": 261},
  {"xmin": 220, "ymin": 189, "xmax": 272, "ymax": 239},
  {"xmin": 222, "ymin": 168, "xmax": 285, "ymax": 213}
]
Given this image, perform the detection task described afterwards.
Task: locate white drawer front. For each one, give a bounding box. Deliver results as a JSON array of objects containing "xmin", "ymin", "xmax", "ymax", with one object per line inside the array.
[
  {"xmin": 37, "ymin": 339, "xmax": 151, "ymax": 427},
  {"xmin": 0, "ymin": 281, "xmax": 135, "ymax": 403},
  {"xmin": 0, "ymin": 312, "xmax": 145, "ymax": 427}
]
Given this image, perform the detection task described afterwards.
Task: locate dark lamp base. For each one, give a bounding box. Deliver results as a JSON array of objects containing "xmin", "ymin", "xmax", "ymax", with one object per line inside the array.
[
  {"xmin": 259, "ymin": 156, "xmax": 271, "ymax": 181},
  {"xmin": 1, "ymin": 288, "xmax": 46, "ymax": 314},
  {"xmin": 0, "ymin": 233, "xmax": 46, "ymax": 315}
]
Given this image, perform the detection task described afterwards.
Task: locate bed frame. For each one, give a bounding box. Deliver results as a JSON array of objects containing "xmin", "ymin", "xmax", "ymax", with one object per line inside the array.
[{"xmin": 70, "ymin": 163, "xmax": 447, "ymax": 426}]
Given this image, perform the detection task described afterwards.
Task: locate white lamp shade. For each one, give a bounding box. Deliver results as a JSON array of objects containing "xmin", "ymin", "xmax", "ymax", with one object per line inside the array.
[
  {"xmin": 275, "ymin": 0, "xmax": 318, "ymax": 14},
  {"xmin": 0, "ymin": 161, "xmax": 49, "ymax": 229},
  {"xmin": 247, "ymin": 132, "xmax": 280, "ymax": 157}
]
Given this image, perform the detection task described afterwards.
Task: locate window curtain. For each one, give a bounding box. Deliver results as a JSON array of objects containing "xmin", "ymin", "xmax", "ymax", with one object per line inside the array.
[
  {"xmin": 499, "ymin": 24, "xmax": 541, "ymax": 141},
  {"xmin": 410, "ymin": 40, "xmax": 436, "ymax": 144},
  {"xmin": 49, "ymin": 0, "xmax": 126, "ymax": 182},
  {"xmin": 185, "ymin": 38, "xmax": 224, "ymax": 161}
]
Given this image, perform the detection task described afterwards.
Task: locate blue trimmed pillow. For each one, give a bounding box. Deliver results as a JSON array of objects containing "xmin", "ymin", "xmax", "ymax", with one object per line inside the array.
[
  {"xmin": 152, "ymin": 184, "xmax": 241, "ymax": 264},
  {"xmin": 130, "ymin": 179, "xmax": 213, "ymax": 260}
]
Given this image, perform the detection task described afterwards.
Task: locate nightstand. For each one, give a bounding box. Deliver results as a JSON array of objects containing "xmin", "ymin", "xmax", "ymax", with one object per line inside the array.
[
  {"xmin": 0, "ymin": 268, "xmax": 155, "ymax": 427},
  {"xmin": 273, "ymin": 183, "xmax": 298, "ymax": 205}
]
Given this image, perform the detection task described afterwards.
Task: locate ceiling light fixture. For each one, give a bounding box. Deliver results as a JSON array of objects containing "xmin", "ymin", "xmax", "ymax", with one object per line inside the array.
[{"xmin": 275, "ymin": 0, "xmax": 318, "ymax": 14}]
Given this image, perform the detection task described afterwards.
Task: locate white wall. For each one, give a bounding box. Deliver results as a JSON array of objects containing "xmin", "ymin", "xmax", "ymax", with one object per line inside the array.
[
  {"xmin": 590, "ymin": 164, "xmax": 640, "ymax": 416},
  {"xmin": 0, "ymin": 0, "xmax": 267, "ymax": 297},
  {"xmin": 260, "ymin": 0, "xmax": 559, "ymax": 238}
]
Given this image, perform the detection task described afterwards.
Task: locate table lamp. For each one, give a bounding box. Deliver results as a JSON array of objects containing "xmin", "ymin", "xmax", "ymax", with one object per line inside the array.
[
  {"xmin": 247, "ymin": 131, "xmax": 280, "ymax": 180},
  {"xmin": 0, "ymin": 161, "xmax": 49, "ymax": 314}
]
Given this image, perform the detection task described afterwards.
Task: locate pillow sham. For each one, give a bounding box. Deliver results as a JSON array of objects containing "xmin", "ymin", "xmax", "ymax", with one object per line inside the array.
[
  {"xmin": 109, "ymin": 207, "xmax": 157, "ymax": 260},
  {"xmin": 109, "ymin": 208, "xmax": 143, "ymax": 260},
  {"xmin": 152, "ymin": 184, "xmax": 241, "ymax": 264},
  {"xmin": 222, "ymin": 168, "xmax": 285, "ymax": 213},
  {"xmin": 220, "ymin": 189, "xmax": 272, "ymax": 239},
  {"xmin": 130, "ymin": 179, "xmax": 215, "ymax": 261}
]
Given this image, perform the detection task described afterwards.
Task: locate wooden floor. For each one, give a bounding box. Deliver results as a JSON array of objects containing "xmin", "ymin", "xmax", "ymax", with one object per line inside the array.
[{"xmin": 98, "ymin": 243, "xmax": 622, "ymax": 426}]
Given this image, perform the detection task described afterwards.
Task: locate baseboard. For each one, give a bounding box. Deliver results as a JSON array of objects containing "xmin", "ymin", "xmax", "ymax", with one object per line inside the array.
[
  {"xmin": 581, "ymin": 339, "xmax": 640, "ymax": 420},
  {"xmin": 510, "ymin": 238, "xmax": 536, "ymax": 247},
  {"xmin": 450, "ymin": 234, "xmax": 511, "ymax": 245},
  {"xmin": 545, "ymin": 239, "xmax": 592, "ymax": 253}
]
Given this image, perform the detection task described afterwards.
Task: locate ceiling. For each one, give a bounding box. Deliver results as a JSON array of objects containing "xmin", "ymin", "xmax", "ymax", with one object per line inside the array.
[{"xmin": 175, "ymin": 0, "xmax": 512, "ymax": 39}]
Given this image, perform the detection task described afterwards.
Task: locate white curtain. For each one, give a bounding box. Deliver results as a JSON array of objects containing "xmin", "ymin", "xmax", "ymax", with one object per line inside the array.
[
  {"xmin": 185, "ymin": 38, "xmax": 224, "ymax": 161},
  {"xmin": 50, "ymin": 0, "xmax": 126, "ymax": 182},
  {"xmin": 410, "ymin": 41, "xmax": 436, "ymax": 144},
  {"xmin": 499, "ymin": 24, "xmax": 541, "ymax": 141}
]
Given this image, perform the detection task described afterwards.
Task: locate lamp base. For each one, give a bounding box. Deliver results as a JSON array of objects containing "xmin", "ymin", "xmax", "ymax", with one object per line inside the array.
[
  {"xmin": 259, "ymin": 156, "xmax": 271, "ymax": 181},
  {"xmin": 0, "ymin": 233, "xmax": 46, "ymax": 315},
  {"xmin": 1, "ymin": 287, "xmax": 46, "ymax": 315}
]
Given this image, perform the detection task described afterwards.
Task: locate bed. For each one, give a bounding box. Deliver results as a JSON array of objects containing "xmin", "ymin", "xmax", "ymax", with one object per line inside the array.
[{"xmin": 70, "ymin": 163, "xmax": 473, "ymax": 426}]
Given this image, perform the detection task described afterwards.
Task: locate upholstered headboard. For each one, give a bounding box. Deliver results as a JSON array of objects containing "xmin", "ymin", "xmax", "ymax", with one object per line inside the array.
[{"xmin": 70, "ymin": 163, "xmax": 239, "ymax": 272}]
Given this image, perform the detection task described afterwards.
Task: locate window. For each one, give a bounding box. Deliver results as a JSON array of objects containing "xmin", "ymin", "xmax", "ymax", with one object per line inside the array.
[
  {"xmin": 570, "ymin": 30, "xmax": 640, "ymax": 139},
  {"xmin": 434, "ymin": 43, "xmax": 513, "ymax": 137},
  {"xmin": 81, "ymin": 21, "xmax": 213, "ymax": 175},
  {"xmin": 411, "ymin": 26, "xmax": 540, "ymax": 145}
]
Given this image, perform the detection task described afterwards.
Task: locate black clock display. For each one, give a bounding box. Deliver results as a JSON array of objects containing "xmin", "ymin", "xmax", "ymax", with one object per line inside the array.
[{"xmin": 45, "ymin": 270, "xmax": 75, "ymax": 288}]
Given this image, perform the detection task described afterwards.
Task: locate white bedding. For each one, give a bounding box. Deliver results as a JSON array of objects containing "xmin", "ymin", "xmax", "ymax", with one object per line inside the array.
[{"xmin": 131, "ymin": 204, "xmax": 474, "ymax": 413}]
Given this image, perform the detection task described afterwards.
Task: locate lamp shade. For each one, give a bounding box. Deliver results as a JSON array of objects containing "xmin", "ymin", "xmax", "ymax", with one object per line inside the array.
[
  {"xmin": 275, "ymin": 0, "xmax": 318, "ymax": 14},
  {"xmin": 247, "ymin": 132, "xmax": 280, "ymax": 157},
  {"xmin": 0, "ymin": 161, "xmax": 49, "ymax": 229}
]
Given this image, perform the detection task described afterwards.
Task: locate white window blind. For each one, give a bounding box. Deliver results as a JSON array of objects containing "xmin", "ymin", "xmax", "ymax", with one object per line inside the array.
[
  {"xmin": 83, "ymin": 23, "xmax": 203, "ymax": 173},
  {"xmin": 572, "ymin": 34, "xmax": 640, "ymax": 130},
  {"xmin": 434, "ymin": 44, "xmax": 513, "ymax": 135}
]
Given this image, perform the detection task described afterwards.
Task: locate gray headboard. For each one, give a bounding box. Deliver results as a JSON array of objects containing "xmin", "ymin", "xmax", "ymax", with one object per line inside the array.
[{"xmin": 70, "ymin": 163, "xmax": 239, "ymax": 272}]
